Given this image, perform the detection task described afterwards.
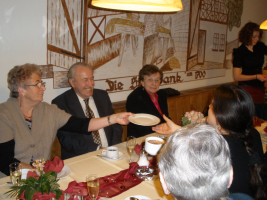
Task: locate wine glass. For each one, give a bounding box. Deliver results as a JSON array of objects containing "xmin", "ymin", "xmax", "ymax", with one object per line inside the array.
[
  {"xmin": 9, "ymin": 162, "xmax": 21, "ymax": 186},
  {"xmin": 126, "ymin": 136, "xmax": 136, "ymax": 162},
  {"xmin": 86, "ymin": 174, "xmax": 99, "ymax": 200}
]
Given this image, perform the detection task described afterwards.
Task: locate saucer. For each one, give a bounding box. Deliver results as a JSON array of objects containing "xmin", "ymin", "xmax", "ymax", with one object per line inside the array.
[
  {"xmin": 57, "ymin": 165, "xmax": 71, "ymax": 179},
  {"xmin": 124, "ymin": 195, "xmax": 151, "ymax": 200},
  {"xmin": 98, "ymin": 151, "xmax": 124, "ymax": 161}
]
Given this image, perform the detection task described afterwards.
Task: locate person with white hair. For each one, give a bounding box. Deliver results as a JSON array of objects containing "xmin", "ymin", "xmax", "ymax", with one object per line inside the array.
[{"xmin": 158, "ymin": 124, "xmax": 253, "ymax": 200}]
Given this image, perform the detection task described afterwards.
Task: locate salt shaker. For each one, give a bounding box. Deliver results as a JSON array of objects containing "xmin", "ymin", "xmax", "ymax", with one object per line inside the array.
[{"xmin": 137, "ymin": 149, "xmax": 149, "ymax": 167}]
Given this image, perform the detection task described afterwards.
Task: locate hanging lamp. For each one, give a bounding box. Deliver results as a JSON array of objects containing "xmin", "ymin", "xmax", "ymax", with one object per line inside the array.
[
  {"xmin": 90, "ymin": 0, "xmax": 183, "ymax": 12},
  {"xmin": 260, "ymin": 20, "xmax": 267, "ymax": 30}
]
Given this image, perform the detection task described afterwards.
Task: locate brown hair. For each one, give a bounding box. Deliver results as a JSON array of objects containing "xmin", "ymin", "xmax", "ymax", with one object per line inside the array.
[
  {"xmin": 238, "ymin": 22, "xmax": 263, "ymax": 45},
  {"xmin": 138, "ymin": 64, "xmax": 163, "ymax": 83},
  {"xmin": 8, "ymin": 63, "xmax": 41, "ymax": 98}
]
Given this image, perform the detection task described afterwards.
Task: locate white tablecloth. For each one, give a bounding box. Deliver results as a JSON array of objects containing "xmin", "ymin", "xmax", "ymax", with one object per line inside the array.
[{"xmin": 0, "ymin": 134, "xmax": 172, "ymax": 200}]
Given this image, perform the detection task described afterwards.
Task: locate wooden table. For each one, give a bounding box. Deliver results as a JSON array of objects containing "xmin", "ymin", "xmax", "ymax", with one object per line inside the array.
[
  {"xmin": 255, "ymin": 122, "xmax": 267, "ymax": 153},
  {"xmin": 0, "ymin": 134, "xmax": 172, "ymax": 200}
]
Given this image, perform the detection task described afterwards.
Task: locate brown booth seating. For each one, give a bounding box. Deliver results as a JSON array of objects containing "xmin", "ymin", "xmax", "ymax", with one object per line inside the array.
[{"xmin": 51, "ymin": 84, "xmax": 218, "ymax": 159}]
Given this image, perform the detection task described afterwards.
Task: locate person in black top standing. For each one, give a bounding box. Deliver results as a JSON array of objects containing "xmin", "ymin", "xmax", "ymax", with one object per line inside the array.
[{"xmin": 233, "ymin": 22, "xmax": 267, "ymax": 119}]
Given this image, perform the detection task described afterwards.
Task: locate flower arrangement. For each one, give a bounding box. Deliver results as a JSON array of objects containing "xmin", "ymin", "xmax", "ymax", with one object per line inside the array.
[
  {"xmin": 6, "ymin": 158, "xmax": 63, "ymax": 200},
  {"xmin": 32, "ymin": 158, "xmax": 46, "ymax": 175},
  {"xmin": 181, "ymin": 110, "xmax": 205, "ymax": 126},
  {"xmin": 6, "ymin": 171, "xmax": 62, "ymax": 200}
]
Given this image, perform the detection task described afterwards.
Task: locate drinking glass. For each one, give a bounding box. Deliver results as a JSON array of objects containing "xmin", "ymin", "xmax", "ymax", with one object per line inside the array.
[
  {"xmin": 126, "ymin": 136, "xmax": 136, "ymax": 162},
  {"xmin": 86, "ymin": 174, "xmax": 99, "ymax": 200},
  {"xmin": 9, "ymin": 162, "xmax": 21, "ymax": 185}
]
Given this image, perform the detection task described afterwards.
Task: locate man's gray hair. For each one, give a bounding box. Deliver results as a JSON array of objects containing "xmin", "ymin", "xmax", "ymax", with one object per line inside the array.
[
  {"xmin": 158, "ymin": 124, "xmax": 231, "ymax": 200},
  {"xmin": 67, "ymin": 62, "xmax": 93, "ymax": 79}
]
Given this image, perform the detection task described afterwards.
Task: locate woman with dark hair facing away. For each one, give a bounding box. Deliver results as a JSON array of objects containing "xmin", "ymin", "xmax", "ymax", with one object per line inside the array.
[
  {"xmin": 153, "ymin": 84, "xmax": 264, "ymax": 198},
  {"xmin": 126, "ymin": 65, "xmax": 169, "ymax": 138},
  {"xmin": 233, "ymin": 22, "xmax": 267, "ymax": 119}
]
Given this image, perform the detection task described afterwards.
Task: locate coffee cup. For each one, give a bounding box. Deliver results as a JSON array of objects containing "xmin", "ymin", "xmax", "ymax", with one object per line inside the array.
[
  {"xmin": 145, "ymin": 136, "xmax": 164, "ymax": 156},
  {"xmin": 102, "ymin": 146, "xmax": 119, "ymax": 159}
]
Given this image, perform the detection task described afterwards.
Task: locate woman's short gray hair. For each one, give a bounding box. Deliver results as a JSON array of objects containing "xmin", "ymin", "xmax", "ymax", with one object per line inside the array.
[
  {"xmin": 7, "ymin": 63, "xmax": 41, "ymax": 98},
  {"xmin": 158, "ymin": 124, "xmax": 231, "ymax": 200}
]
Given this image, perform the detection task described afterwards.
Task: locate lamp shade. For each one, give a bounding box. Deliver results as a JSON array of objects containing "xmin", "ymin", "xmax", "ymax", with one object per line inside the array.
[
  {"xmin": 260, "ymin": 20, "xmax": 267, "ymax": 30},
  {"xmin": 90, "ymin": 0, "xmax": 183, "ymax": 12}
]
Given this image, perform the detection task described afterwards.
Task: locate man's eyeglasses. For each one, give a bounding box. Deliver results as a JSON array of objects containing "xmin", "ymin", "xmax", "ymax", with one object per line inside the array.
[{"xmin": 24, "ymin": 81, "xmax": 46, "ymax": 88}]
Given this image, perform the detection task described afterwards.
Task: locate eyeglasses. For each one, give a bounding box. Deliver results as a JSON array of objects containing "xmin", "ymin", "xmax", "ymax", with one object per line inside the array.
[{"xmin": 24, "ymin": 81, "xmax": 46, "ymax": 88}]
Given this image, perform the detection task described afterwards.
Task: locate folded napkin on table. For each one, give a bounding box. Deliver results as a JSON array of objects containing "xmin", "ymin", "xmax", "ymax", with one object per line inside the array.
[
  {"xmin": 253, "ymin": 116, "xmax": 264, "ymax": 127},
  {"xmin": 44, "ymin": 156, "xmax": 64, "ymax": 173},
  {"xmin": 19, "ymin": 191, "xmax": 61, "ymax": 200},
  {"xmin": 26, "ymin": 170, "xmax": 39, "ymax": 179},
  {"xmin": 64, "ymin": 162, "xmax": 143, "ymax": 199},
  {"xmin": 135, "ymin": 142, "xmax": 145, "ymax": 155}
]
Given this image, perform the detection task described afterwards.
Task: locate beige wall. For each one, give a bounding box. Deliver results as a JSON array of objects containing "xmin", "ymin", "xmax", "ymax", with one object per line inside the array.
[{"xmin": 0, "ymin": 0, "xmax": 266, "ymax": 104}]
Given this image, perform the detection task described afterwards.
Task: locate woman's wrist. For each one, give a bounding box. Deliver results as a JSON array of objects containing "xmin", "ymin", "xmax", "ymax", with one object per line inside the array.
[
  {"xmin": 256, "ymin": 74, "xmax": 257, "ymax": 80},
  {"xmin": 107, "ymin": 115, "xmax": 111, "ymax": 125},
  {"xmin": 108, "ymin": 114, "xmax": 115, "ymax": 125}
]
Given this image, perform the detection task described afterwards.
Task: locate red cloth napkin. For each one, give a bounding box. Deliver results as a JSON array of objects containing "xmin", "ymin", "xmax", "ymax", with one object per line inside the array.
[
  {"xmin": 26, "ymin": 171, "xmax": 39, "ymax": 179},
  {"xmin": 253, "ymin": 116, "xmax": 264, "ymax": 127},
  {"xmin": 135, "ymin": 142, "xmax": 145, "ymax": 155},
  {"xmin": 19, "ymin": 191, "xmax": 64, "ymax": 200},
  {"xmin": 64, "ymin": 162, "xmax": 143, "ymax": 199},
  {"xmin": 44, "ymin": 156, "xmax": 64, "ymax": 173}
]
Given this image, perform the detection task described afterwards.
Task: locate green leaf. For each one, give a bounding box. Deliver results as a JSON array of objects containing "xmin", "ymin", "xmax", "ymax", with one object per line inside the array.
[
  {"xmin": 55, "ymin": 190, "xmax": 63, "ymax": 199},
  {"xmin": 181, "ymin": 117, "xmax": 190, "ymax": 126},
  {"xmin": 25, "ymin": 189, "xmax": 36, "ymax": 200}
]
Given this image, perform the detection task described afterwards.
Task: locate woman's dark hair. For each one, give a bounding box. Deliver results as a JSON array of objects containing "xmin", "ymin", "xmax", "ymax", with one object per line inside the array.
[
  {"xmin": 213, "ymin": 84, "xmax": 254, "ymax": 150},
  {"xmin": 139, "ymin": 64, "xmax": 163, "ymax": 83},
  {"xmin": 239, "ymin": 22, "xmax": 263, "ymax": 45}
]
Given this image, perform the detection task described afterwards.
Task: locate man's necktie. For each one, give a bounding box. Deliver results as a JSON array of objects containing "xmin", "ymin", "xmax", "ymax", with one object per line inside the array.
[{"xmin": 84, "ymin": 98, "xmax": 102, "ymax": 146}]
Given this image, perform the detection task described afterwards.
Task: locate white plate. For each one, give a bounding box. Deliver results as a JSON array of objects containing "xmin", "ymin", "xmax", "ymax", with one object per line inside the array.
[
  {"xmin": 124, "ymin": 195, "xmax": 151, "ymax": 200},
  {"xmin": 129, "ymin": 114, "xmax": 160, "ymax": 126},
  {"xmin": 57, "ymin": 165, "xmax": 71, "ymax": 179},
  {"xmin": 98, "ymin": 151, "xmax": 124, "ymax": 161}
]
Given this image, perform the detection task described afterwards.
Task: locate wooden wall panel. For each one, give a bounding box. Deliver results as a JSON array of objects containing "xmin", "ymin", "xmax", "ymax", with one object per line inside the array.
[{"xmin": 167, "ymin": 96, "xmax": 178, "ymax": 123}]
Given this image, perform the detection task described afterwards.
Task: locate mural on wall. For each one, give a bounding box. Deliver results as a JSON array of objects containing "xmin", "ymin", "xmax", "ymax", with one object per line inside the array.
[
  {"xmin": 225, "ymin": 0, "xmax": 243, "ymax": 31},
  {"xmin": 46, "ymin": 0, "xmax": 243, "ymax": 92}
]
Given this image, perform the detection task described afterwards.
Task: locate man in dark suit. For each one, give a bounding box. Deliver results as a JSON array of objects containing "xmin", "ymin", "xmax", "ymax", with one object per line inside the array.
[{"xmin": 52, "ymin": 62, "xmax": 122, "ymax": 159}]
